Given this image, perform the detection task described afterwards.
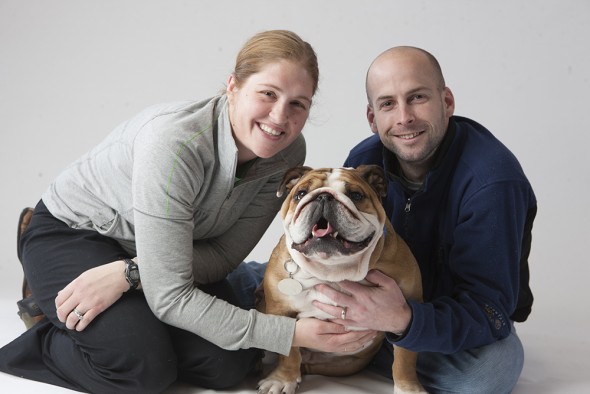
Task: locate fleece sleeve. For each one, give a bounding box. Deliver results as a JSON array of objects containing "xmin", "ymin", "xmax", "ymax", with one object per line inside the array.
[
  {"xmin": 130, "ymin": 121, "xmax": 299, "ymax": 356},
  {"xmin": 391, "ymin": 180, "xmax": 533, "ymax": 353}
]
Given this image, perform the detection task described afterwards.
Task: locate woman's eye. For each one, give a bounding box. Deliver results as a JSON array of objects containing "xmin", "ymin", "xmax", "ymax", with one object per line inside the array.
[{"xmin": 291, "ymin": 101, "xmax": 306, "ymax": 110}]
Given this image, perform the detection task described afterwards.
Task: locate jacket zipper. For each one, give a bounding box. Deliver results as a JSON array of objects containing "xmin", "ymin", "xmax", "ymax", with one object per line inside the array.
[
  {"xmin": 404, "ymin": 198, "xmax": 412, "ymax": 213},
  {"xmin": 403, "ymin": 197, "xmax": 412, "ymax": 237}
]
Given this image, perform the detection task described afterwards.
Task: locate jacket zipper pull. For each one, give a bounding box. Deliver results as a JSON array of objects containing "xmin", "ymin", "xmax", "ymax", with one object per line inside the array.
[{"xmin": 404, "ymin": 198, "xmax": 412, "ymax": 213}]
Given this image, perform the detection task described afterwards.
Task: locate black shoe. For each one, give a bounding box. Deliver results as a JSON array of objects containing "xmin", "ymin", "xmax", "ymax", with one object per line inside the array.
[{"xmin": 16, "ymin": 207, "xmax": 45, "ymax": 329}]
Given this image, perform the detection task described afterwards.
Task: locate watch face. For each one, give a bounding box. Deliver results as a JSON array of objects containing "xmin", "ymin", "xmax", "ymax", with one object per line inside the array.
[{"xmin": 130, "ymin": 270, "xmax": 140, "ymax": 281}]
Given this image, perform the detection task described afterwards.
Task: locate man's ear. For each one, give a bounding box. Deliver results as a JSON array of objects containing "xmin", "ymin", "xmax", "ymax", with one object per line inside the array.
[
  {"xmin": 443, "ymin": 87, "xmax": 455, "ymax": 118},
  {"xmin": 367, "ymin": 104, "xmax": 379, "ymax": 134}
]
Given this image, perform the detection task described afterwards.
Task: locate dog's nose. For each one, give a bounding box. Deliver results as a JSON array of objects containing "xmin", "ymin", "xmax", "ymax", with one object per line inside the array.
[{"xmin": 316, "ymin": 193, "xmax": 334, "ymax": 202}]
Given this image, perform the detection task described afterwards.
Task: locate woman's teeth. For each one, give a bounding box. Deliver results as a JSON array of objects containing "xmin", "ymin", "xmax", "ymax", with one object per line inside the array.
[{"xmin": 260, "ymin": 123, "xmax": 282, "ymax": 136}]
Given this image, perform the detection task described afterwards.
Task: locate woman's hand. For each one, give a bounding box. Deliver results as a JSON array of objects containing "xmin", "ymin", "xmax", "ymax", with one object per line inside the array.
[
  {"xmin": 292, "ymin": 317, "xmax": 378, "ymax": 354},
  {"xmin": 55, "ymin": 260, "xmax": 130, "ymax": 331}
]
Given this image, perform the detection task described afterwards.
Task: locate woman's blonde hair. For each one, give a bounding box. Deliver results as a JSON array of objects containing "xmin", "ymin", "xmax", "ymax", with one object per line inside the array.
[{"xmin": 233, "ymin": 30, "xmax": 319, "ymax": 95}]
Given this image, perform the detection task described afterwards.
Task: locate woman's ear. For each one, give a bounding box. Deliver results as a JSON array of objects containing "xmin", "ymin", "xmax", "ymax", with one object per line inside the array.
[{"xmin": 226, "ymin": 74, "xmax": 238, "ymax": 100}]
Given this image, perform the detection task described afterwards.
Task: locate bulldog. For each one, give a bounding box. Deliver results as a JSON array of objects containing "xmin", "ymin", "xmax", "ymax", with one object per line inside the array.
[{"xmin": 257, "ymin": 165, "xmax": 426, "ymax": 394}]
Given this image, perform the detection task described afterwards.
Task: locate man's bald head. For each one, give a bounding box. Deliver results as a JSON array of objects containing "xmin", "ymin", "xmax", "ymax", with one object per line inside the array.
[{"xmin": 366, "ymin": 46, "xmax": 445, "ymax": 106}]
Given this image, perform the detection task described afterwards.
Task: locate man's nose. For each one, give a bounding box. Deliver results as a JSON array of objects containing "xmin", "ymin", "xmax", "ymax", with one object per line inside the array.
[{"xmin": 397, "ymin": 103, "xmax": 415, "ymax": 125}]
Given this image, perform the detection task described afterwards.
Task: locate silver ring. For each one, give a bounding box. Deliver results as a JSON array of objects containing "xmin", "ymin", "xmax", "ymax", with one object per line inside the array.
[
  {"xmin": 73, "ymin": 308, "xmax": 84, "ymax": 320},
  {"xmin": 341, "ymin": 307, "xmax": 347, "ymax": 320}
]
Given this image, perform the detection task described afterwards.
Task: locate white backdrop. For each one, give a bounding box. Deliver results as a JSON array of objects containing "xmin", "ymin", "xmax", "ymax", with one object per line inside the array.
[{"xmin": 1, "ymin": 1, "xmax": 589, "ymax": 392}]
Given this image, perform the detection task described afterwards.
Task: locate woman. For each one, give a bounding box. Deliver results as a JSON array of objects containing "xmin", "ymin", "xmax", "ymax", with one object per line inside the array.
[{"xmin": 0, "ymin": 30, "xmax": 375, "ymax": 393}]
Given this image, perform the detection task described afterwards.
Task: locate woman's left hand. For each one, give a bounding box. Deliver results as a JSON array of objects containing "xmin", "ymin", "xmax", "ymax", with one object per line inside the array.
[{"xmin": 55, "ymin": 260, "xmax": 130, "ymax": 331}]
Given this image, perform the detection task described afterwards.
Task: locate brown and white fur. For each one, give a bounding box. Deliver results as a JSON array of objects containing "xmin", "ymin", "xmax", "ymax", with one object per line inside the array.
[{"xmin": 257, "ymin": 165, "xmax": 426, "ymax": 394}]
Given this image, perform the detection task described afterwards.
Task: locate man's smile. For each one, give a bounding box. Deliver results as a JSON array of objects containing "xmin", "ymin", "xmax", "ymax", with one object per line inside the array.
[{"xmin": 396, "ymin": 131, "xmax": 424, "ymax": 140}]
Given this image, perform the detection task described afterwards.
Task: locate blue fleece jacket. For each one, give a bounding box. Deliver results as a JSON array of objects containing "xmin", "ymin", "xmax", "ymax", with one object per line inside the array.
[{"xmin": 344, "ymin": 116, "xmax": 536, "ymax": 354}]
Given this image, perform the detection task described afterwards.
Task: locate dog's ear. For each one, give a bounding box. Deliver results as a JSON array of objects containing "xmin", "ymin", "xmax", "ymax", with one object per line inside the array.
[
  {"xmin": 355, "ymin": 165, "xmax": 387, "ymax": 197},
  {"xmin": 277, "ymin": 166, "xmax": 313, "ymax": 197}
]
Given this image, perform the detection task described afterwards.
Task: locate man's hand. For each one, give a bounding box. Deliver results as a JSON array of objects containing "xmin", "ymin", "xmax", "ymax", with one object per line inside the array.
[{"xmin": 312, "ymin": 269, "xmax": 412, "ymax": 334}]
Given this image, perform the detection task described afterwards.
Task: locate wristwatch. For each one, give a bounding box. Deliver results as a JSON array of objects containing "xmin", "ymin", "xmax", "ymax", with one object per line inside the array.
[{"xmin": 124, "ymin": 258, "xmax": 140, "ymax": 291}]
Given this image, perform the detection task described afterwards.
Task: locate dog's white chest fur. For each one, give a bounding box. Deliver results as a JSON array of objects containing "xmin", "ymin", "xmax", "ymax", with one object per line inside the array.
[
  {"xmin": 285, "ymin": 272, "xmax": 369, "ymax": 330},
  {"xmin": 288, "ymin": 276, "xmax": 335, "ymax": 320}
]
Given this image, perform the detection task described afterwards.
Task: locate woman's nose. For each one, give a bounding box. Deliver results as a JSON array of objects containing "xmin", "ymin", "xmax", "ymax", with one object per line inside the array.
[{"xmin": 270, "ymin": 103, "xmax": 288, "ymax": 125}]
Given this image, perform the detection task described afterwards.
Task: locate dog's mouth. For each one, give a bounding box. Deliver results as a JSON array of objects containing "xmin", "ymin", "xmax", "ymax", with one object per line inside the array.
[{"xmin": 291, "ymin": 217, "xmax": 374, "ymax": 256}]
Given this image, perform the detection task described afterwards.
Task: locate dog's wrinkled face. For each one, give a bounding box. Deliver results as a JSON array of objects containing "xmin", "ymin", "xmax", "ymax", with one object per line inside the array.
[{"xmin": 277, "ymin": 165, "xmax": 387, "ymax": 282}]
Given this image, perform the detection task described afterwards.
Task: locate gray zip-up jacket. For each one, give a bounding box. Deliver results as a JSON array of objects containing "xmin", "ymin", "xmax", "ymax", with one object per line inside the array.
[{"xmin": 42, "ymin": 94, "xmax": 304, "ymax": 355}]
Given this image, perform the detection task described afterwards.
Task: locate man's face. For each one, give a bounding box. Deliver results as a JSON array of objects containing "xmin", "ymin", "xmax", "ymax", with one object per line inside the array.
[{"xmin": 366, "ymin": 50, "xmax": 455, "ymax": 180}]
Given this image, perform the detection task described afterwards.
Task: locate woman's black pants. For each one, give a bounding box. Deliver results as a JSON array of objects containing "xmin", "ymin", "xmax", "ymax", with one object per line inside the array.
[{"xmin": 0, "ymin": 200, "xmax": 261, "ymax": 393}]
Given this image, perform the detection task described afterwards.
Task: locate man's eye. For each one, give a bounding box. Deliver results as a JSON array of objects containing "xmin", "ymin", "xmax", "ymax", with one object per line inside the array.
[
  {"xmin": 262, "ymin": 91, "xmax": 276, "ymax": 98},
  {"xmin": 410, "ymin": 94, "xmax": 426, "ymax": 102},
  {"xmin": 380, "ymin": 100, "xmax": 394, "ymax": 109}
]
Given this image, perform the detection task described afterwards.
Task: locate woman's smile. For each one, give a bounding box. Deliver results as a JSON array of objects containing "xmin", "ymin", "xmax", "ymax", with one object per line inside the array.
[{"xmin": 259, "ymin": 123, "xmax": 284, "ymax": 137}]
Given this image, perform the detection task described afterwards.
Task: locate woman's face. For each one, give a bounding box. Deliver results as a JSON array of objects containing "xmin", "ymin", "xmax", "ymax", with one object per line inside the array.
[{"xmin": 227, "ymin": 59, "xmax": 314, "ymax": 164}]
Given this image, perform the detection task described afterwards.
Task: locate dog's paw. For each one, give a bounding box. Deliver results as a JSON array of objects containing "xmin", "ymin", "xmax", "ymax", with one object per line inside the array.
[{"xmin": 257, "ymin": 376, "xmax": 301, "ymax": 394}]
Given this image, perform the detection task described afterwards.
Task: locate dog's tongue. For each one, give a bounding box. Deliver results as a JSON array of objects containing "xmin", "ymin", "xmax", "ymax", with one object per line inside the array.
[{"xmin": 312, "ymin": 222, "xmax": 335, "ymax": 238}]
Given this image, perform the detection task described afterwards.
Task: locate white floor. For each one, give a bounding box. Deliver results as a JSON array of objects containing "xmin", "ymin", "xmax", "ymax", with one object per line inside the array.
[{"xmin": 1, "ymin": 299, "xmax": 589, "ymax": 393}]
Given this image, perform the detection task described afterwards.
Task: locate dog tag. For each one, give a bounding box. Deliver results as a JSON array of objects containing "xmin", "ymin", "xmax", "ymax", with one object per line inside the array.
[
  {"xmin": 278, "ymin": 259, "xmax": 303, "ymax": 296},
  {"xmin": 278, "ymin": 278, "xmax": 303, "ymax": 296}
]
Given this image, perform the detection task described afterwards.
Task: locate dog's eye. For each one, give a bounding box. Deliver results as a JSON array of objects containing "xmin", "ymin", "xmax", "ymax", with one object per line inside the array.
[
  {"xmin": 348, "ymin": 191, "xmax": 364, "ymax": 201},
  {"xmin": 294, "ymin": 190, "xmax": 307, "ymax": 201}
]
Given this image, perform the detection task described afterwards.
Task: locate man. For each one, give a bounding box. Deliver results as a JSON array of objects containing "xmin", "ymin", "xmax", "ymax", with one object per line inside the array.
[{"xmin": 313, "ymin": 46, "xmax": 536, "ymax": 393}]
